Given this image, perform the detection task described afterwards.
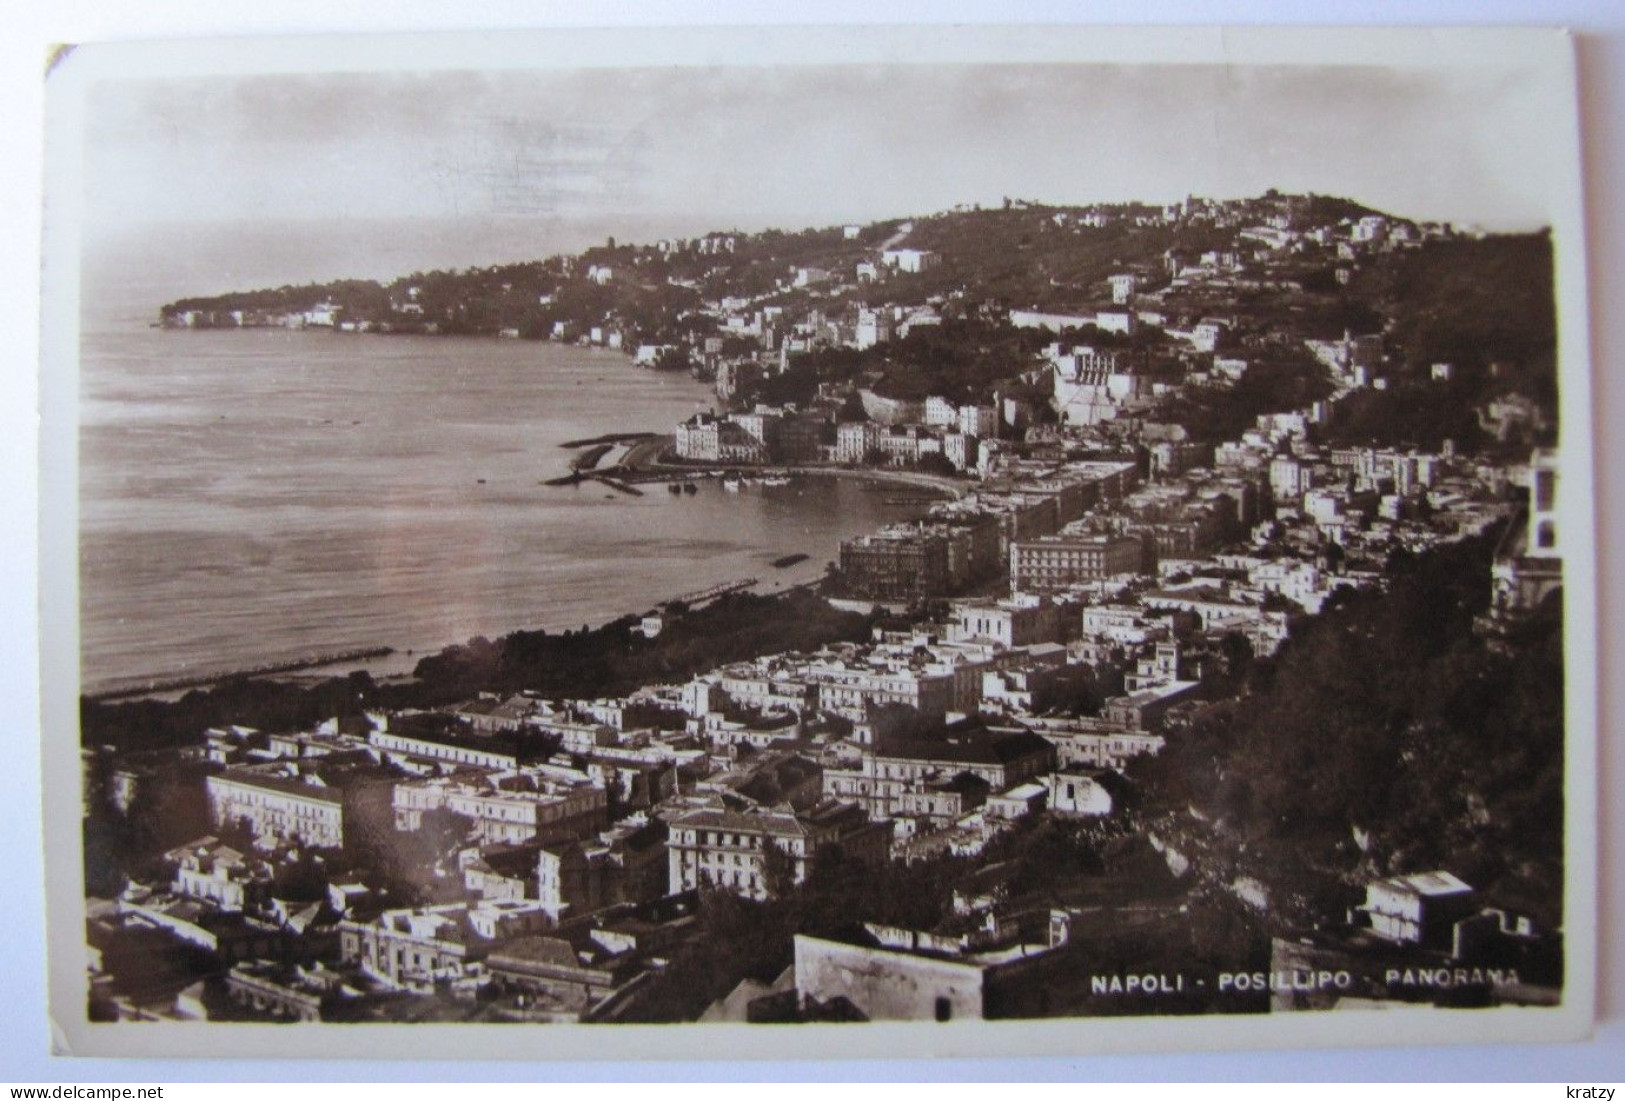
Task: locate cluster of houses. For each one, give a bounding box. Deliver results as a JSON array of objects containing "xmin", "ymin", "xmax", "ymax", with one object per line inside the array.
[
  {"xmin": 654, "ymin": 195, "xmax": 1500, "ymax": 567},
  {"xmin": 114, "ymin": 193, "xmax": 1558, "ymax": 1023},
  {"xmin": 826, "ymin": 353, "xmax": 1513, "ymax": 648},
  {"xmin": 87, "ymin": 603, "xmax": 1175, "ymax": 1023},
  {"xmin": 89, "ymin": 398, "xmax": 1537, "ymax": 1021},
  {"xmin": 159, "ymin": 190, "xmax": 1464, "ymax": 377}
]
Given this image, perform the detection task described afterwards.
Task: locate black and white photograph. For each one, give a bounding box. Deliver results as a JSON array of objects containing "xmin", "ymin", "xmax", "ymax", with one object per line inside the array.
[{"xmin": 34, "ymin": 23, "xmax": 1599, "ymax": 1061}]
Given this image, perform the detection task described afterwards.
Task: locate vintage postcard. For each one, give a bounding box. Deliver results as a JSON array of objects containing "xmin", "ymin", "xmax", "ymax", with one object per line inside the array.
[{"xmin": 37, "ymin": 25, "xmax": 1597, "ymax": 1059}]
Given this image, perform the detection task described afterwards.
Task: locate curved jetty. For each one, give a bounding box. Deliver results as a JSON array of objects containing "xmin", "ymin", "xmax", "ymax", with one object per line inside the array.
[{"xmin": 571, "ymin": 443, "xmax": 615, "ymax": 472}]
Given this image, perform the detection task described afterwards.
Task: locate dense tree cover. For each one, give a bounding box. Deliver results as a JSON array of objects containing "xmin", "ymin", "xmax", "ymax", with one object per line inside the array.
[
  {"xmin": 1125, "ymin": 533, "xmax": 1565, "ymax": 930},
  {"xmin": 686, "ymin": 224, "xmax": 880, "ymax": 300},
  {"xmin": 82, "ymin": 767, "xmax": 215, "ymax": 897},
  {"xmin": 165, "ymin": 279, "xmax": 393, "ymax": 318},
  {"xmin": 163, "ymin": 252, "xmax": 708, "ymax": 345},
  {"xmin": 1156, "ymin": 351, "xmax": 1337, "ymax": 445},
  {"xmin": 412, "ymin": 589, "xmax": 874, "ymax": 699},
  {"xmin": 1318, "ymin": 378, "xmax": 1491, "ymax": 454},
  {"xmin": 1318, "ymin": 233, "xmax": 1557, "ymax": 454},
  {"xmin": 81, "ymin": 672, "xmax": 383, "ymax": 755},
  {"xmin": 754, "ymin": 318, "xmax": 1050, "ymax": 409},
  {"xmin": 870, "ymin": 321, "xmax": 1053, "ymax": 404},
  {"xmin": 345, "ymin": 805, "xmax": 476, "ymax": 906},
  {"xmin": 1353, "ymin": 233, "xmax": 1556, "ymax": 386},
  {"xmin": 159, "ymin": 195, "xmax": 1386, "ymax": 344},
  {"xmin": 901, "ymin": 207, "xmax": 1231, "ymax": 311}
]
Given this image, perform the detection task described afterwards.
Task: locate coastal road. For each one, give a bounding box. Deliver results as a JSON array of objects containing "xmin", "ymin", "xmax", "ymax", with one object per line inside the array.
[
  {"xmin": 597, "ymin": 427, "xmax": 973, "ymax": 501},
  {"xmin": 876, "ymin": 220, "xmax": 914, "ymax": 252}
]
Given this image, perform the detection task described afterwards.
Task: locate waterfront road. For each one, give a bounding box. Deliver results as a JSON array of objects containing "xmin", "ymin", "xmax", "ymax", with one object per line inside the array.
[{"xmin": 607, "ymin": 438, "xmax": 972, "ymax": 500}]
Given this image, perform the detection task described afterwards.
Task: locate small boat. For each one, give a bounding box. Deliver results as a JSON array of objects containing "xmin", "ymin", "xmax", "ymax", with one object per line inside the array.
[
  {"xmin": 772, "ymin": 553, "xmax": 810, "ymax": 569},
  {"xmin": 682, "ymin": 482, "xmax": 698, "ymax": 495},
  {"xmin": 668, "ymin": 483, "xmax": 682, "ymax": 494},
  {"xmin": 760, "ymin": 476, "xmax": 791, "ymax": 487},
  {"xmin": 722, "ymin": 477, "xmax": 742, "ymax": 492}
]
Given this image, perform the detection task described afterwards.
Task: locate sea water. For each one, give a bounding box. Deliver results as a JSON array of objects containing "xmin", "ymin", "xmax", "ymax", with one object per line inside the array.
[{"xmin": 77, "ymin": 221, "xmax": 900, "ymax": 695}]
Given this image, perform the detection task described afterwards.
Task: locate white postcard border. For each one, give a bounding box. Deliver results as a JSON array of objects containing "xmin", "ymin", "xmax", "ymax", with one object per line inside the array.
[{"xmin": 37, "ymin": 22, "xmax": 1600, "ymax": 1061}]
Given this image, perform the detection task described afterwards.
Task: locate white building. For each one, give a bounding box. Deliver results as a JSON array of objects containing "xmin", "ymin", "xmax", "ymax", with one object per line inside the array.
[
  {"xmin": 166, "ymin": 838, "xmax": 266, "ymax": 913},
  {"xmin": 924, "ymin": 396, "xmax": 959, "ymax": 427},
  {"xmin": 1190, "ymin": 320, "xmax": 1225, "ymax": 353},
  {"xmin": 667, "ymin": 803, "xmax": 886, "ymax": 900},
  {"xmin": 339, "ymin": 902, "xmax": 553, "ymax": 987},
  {"xmin": 947, "ymin": 596, "xmax": 1062, "ymax": 648},
  {"xmin": 1250, "ymin": 559, "xmax": 1325, "ymax": 613},
  {"xmin": 855, "ymin": 309, "xmax": 893, "ymax": 350},
  {"xmin": 392, "ymin": 772, "xmax": 607, "ymax": 846},
  {"xmin": 675, "ymin": 415, "xmax": 722, "ymax": 462},
  {"xmin": 1303, "ymin": 489, "xmax": 1344, "ymax": 525},
  {"xmin": 957, "ymin": 404, "xmax": 998, "ymax": 438},
  {"xmin": 1357, "ymin": 871, "xmax": 1476, "ymax": 947},
  {"xmin": 1269, "ymin": 457, "xmax": 1310, "ymax": 501},
  {"xmin": 302, "ymin": 302, "xmax": 339, "ymax": 327},
  {"xmin": 204, "ymin": 764, "xmax": 391, "ymax": 851},
  {"xmin": 1094, "ymin": 311, "xmax": 1135, "ymax": 335},
  {"xmin": 1351, "ymin": 215, "xmax": 1389, "ymax": 243},
  {"xmin": 1076, "ymin": 605, "xmax": 1161, "ymax": 646},
  {"xmin": 943, "ymin": 433, "xmax": 978, "ymax": 473},
  {"xmin": 881, "ymin": 248, "xmax": 941, "ymax": 274},
  {"xmin": 836, "ymin": 421, "xmax": 881, "ymax": 464},
  {"xmin": 1046, "ymin": 771, "xmax": 1115, "ymax": 817},
  {"xmin": 808, "ymin": 663, "xmax": 957, "ymax": 722}
]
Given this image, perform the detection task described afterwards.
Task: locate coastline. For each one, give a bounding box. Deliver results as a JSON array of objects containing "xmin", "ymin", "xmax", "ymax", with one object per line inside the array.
[
  {"xmin": 604, "ymin": 439, "xmax": 973, "ymax": 500},
  {"xmin": 82, "ymin": 449, "xmax": 936, "ymax": 704},
  {"xmin": 79, "ymin": 328, "xmax": 704, "ymax": 699},
  {"xmin": 81, "ymin": 326, "xmax": 960, "ymax": 704},
  {"xmin": 83, "ymin": 570, "xmax": 834, "ymax": 705},
  {"xmin": 80, "ymin": 461, "xmax": 951, "ymax": 706}
]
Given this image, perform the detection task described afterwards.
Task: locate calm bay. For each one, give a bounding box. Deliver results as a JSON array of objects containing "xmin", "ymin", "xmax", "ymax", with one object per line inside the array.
[{"xmin": 78, "ymin": 233, "xmax": 902, "ymax": 697}]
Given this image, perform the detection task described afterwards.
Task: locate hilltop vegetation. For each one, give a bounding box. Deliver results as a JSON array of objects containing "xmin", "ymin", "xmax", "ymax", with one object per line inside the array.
[
  {"xmin": 159, "ymin": 193, "xmax": 1368, "ymax": 334},
  {"xmin": 1320, "ymin": 232, "xmax": 1558, "ymax": 454},
  {"xmin": 1352, "ymin": 232, "xmax": 1556, "ymax": 384},
  {"xmin": 1126, "ymin": 532, "xmax": 1565, "ymax": 930}
]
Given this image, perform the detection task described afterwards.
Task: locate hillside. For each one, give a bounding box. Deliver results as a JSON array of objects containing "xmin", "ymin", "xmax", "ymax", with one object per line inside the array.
[{"xmin": 157, "ymin": 193, "xmax": 1558, "ymax": 452}]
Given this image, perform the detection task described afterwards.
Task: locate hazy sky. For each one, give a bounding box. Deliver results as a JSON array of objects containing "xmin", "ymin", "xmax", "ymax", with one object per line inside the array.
[{"xmin": 84, "ymin": 62, "xmax": 1555, "ymax": 241}]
